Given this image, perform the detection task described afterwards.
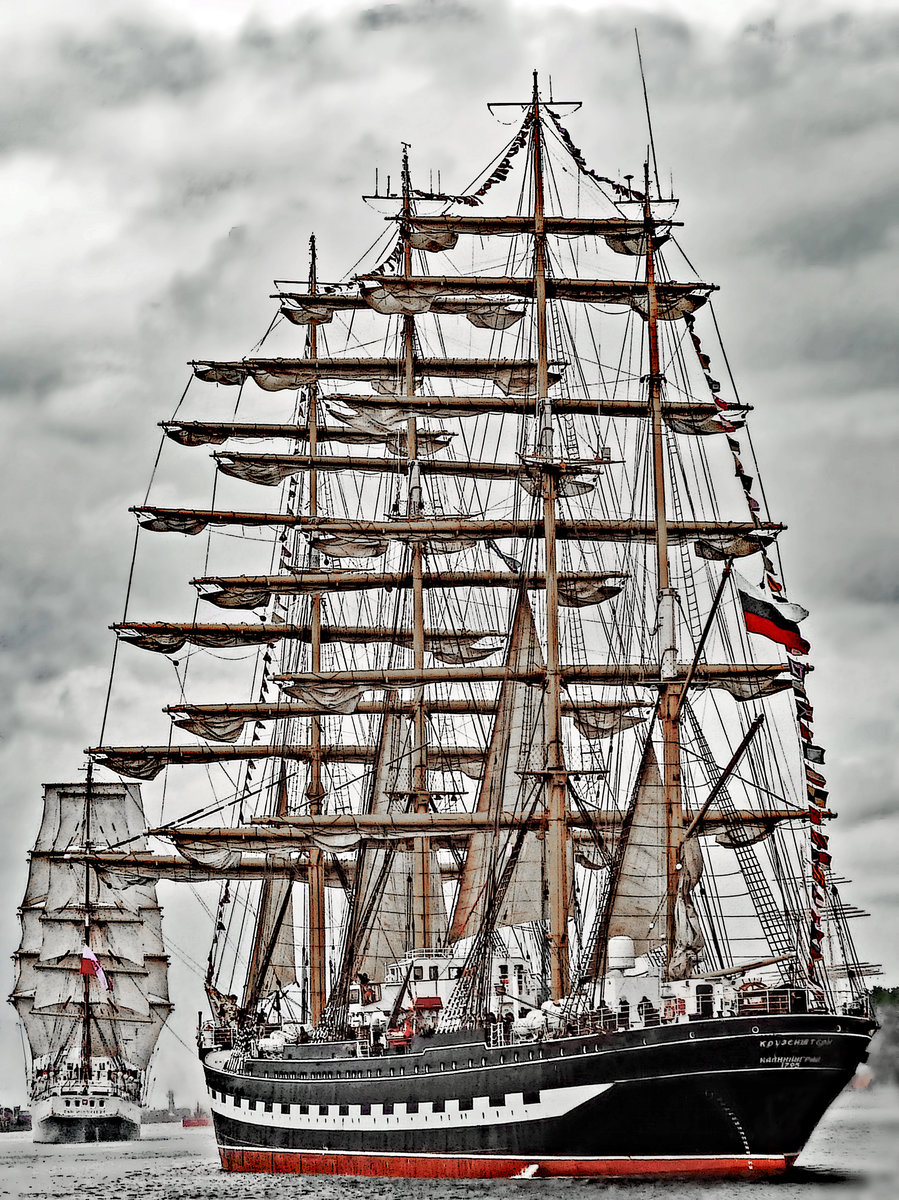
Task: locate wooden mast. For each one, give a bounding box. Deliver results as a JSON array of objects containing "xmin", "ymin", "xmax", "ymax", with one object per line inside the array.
[
  {"xmin": 305, "ymin": 235, "xmax": 327, "ymax": 1024},
  {"xmin": 532, "ymin": 74, "xmax": 569, "ymax": 1000},
  {"xmin": 643, "ymin": 163, "xmax": 683, "ymax": 970},
  {"xmin": 401, "ymin": 147, "xmax": 435, "ymax": 951}
]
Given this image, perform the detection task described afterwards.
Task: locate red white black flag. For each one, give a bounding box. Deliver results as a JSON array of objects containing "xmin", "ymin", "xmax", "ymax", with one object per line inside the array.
[
  {"xmin": 734, "ymin": 571, "xmax": 810, "ymax": 655},
  {"xmin": 80, "ymin": 944, "xmax": 110, "ymax": 992}
]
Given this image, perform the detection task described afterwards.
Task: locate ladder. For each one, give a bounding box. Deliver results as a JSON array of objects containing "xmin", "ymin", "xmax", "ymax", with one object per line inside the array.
[{"xmin": 683, "ymin": 704, "xmax": 795, "ymax": 963}]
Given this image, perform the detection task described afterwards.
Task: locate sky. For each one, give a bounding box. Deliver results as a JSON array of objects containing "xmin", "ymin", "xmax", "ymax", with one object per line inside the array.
[{"xmin": 1, "ymin": 0, "xmax": 898, "ymax": 1108}]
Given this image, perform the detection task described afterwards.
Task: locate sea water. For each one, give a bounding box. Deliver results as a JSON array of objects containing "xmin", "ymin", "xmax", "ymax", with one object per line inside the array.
[{"xmin": 0, "ymin": 1087, "xmax": 896, "ymax": 1200}]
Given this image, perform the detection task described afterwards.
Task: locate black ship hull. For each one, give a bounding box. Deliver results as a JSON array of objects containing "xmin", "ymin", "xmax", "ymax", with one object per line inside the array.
[{"xmin": 202, "ymin": 1011, "xmax": 874, "ymax": 1178}]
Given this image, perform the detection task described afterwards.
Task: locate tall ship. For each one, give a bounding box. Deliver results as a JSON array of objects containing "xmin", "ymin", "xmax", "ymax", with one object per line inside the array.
[
  {"xmin": 53, "ymin": 77, "xmax": 876, "ymax": 1175},
  {"xmin": 10, "ymin": 781, "xmax": 171, "ymax": 1142}
]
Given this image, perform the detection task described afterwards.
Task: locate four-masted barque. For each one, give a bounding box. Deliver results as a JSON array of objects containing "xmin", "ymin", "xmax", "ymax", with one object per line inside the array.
[{"xmin": 37, "ymin": 77, "xmax": 877, "ymax": 1175}]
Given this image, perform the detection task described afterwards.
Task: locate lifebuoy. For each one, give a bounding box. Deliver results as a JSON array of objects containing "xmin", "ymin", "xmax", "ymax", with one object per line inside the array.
[{"xmin": 662, "ymin": 1001, "xmax": 677, "ymax": 1021}]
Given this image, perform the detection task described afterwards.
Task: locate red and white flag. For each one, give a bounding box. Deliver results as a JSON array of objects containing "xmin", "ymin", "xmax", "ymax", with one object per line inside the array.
[{"xmin": 80, "ymin": 945, "xmax": 110, "ymax": 992}]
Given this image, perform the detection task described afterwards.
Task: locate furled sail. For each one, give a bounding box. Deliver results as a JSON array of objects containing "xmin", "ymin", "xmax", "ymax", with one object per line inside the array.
[
  {"xmin": 403, "ymin": 214, "xmax": 675, "ymax": 243},
  {"xmin": 194, "ymin": 569, "xmax": 627, "ymax": 610},
  {"xmin": 668, "ymin": 836, "xmax": 706, "ymax": 981},
  {"xmin": 115, "ymin": 621, "xmax": 502, "ymax": 658},
  {"xmin": 281, "ymin": 292, "xmax": 523, "ymax": 328},
  {"xmin": 163, "ymin": 419, "xmax": 457, "ymax": 454},
  {"xmin": 133, "ymin": 505, "xmax": 783, "ymax": 545},
  {"xmin": 192, "ymin": 356, "xmax": 566, "ymax": 394},
  {"xmin": 90, "ymin": 742, "xmax": 486, "ymax": 781},
  {"xmin": 214, "ymin": 451, "xmax": 534, "ymax": 486},
  {"xmin": 356, "ymin": 273, "xmax": 714, "ymax": 312}
]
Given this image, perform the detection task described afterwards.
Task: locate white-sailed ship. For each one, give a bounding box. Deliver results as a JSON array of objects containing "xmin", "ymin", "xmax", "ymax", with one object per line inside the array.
[{"xmin": 11, "ymin": 781, "xmax": 172, "ymax": 1142}]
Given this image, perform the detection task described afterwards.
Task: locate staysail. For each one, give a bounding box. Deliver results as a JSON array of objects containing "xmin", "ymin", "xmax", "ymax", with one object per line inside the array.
[
  {"xmin": 242, "ymin": 769, "xmax": 298, "ymax": 1008},
  {"xmin": 352, "ymin": 710, "xmax": 448, "ymax": 981},
  {"xmin": 449, "ymin": 593, "xmax": 551, "ymax": 942},
  {"xmin": 593, "ymin": 741, "xmax": 670, "ymax": 966}
]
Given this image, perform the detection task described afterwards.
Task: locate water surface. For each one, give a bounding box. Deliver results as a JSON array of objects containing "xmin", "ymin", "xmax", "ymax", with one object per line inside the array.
[{"xmin": 1, "ymin": 1087, "xmax": 896, "ymax": 1200}]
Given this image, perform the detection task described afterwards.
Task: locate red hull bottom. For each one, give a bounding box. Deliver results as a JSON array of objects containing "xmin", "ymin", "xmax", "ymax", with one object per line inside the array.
[{"xmin": 219, "ymin": 1146, "xmax": 797, "ymax": 1179}]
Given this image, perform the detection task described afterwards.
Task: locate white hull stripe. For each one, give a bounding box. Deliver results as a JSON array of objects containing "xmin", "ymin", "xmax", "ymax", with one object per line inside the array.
[
  {"xmin": 210, "ymin": 1081, "xmax": 614, "ymax": 1132},
  {"xmin": 31, "ymin": 1096, "xmax": 140, "ymax": 1121}
]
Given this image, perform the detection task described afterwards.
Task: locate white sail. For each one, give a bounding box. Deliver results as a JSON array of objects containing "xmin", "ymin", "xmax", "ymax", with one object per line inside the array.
[
  {"xmin": 351, "ymin": 712, "xmax": 449, "ymax": 980},
  {"xmin": 12, "ymin": 783, "xmax": 171, "ymax": 1072},
  {"xmin": 449, "ymin": 593, "xmax": 550, "ymax": 942},
  {"xmin": 604, "ymin": 742, "xmax": 671, "ymax": 958}
]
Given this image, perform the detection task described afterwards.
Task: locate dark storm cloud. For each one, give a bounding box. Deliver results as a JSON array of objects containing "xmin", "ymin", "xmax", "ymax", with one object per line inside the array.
[
  {"xmin": 0, "ymin": 353, "xmax": 69, "ymax": 402},
  {"xmin": 56, "ymin": 20, "xmax": 214, "ymax": 105},
  {"xmin": 0, "ymin": 20, "xmax": 217, "ymax": 154},
  {"xmin": 758, "ymin": 181, "xmax": 899, "ymax": 268},
  {"xmin": 796, "ymin": 313, "xmax": 899, "ymax": 387},
  {"xmin": 848, "ymin": 566, "xmax": 899, "ymax": 608},
  {"xmin": 357, "ymin": 0, "xmax": 480, "ymax": 30},
  {"xmin": 1, "ymin": 0, "xmax": 897, "ymax": 1104}
]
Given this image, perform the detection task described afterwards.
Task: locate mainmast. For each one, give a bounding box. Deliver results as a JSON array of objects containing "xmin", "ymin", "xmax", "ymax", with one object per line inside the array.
[
  {"xmin": 401, "ymin": 148, "xmax": 436, "ymax": 951},
  {"xmin": 643, "ymin": 164, "xmax": 683, "ymax": 969},
  {"xmin": 532, "ymin": 74, "xmax": 569, "ymax": 1000},
  {"xmin": 305, "ymin": 235, "xmax": 327, "ymax": 1024}
]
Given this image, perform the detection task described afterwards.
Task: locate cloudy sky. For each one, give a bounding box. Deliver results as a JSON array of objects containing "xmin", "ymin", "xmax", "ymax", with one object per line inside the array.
[{"xmin": 2, "ymin": 0, "xmax": 898, "ymax": 1106}]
